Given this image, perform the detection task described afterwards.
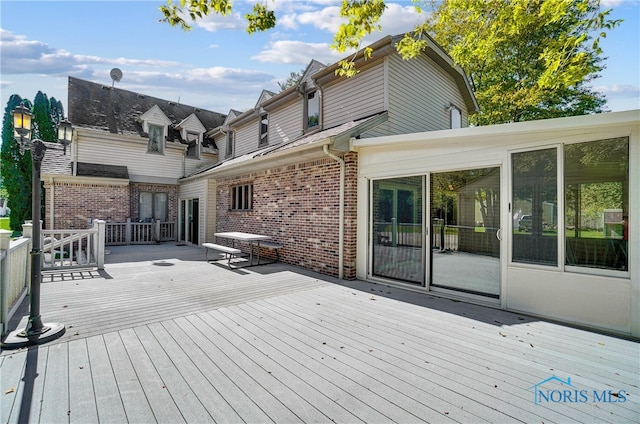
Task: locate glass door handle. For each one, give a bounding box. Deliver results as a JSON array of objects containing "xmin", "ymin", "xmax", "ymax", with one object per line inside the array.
[{"xmin": 496, "ymin": 228, "xmax": 502, "ymax": 241}]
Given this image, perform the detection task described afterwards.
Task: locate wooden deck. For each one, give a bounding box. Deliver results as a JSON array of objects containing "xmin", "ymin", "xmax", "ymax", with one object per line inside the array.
[{"xmin": 2, "ymin": 243, "xmax": 638, "ymax": 423}]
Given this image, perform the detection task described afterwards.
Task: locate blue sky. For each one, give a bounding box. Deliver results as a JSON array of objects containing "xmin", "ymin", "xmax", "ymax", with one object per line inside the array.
[{"xmin": 1, "ymin": 0, "xmax": 638, "ymax": 116}]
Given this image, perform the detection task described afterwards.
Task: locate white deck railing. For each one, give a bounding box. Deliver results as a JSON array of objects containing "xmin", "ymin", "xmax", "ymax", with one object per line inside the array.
[
  {"xmin": 105, "ymin": 219, "xmax": 176, "ymax": 245},
  {"xmin": 41, "ymin": 220, "xmax": 105, "ymax": 271},
  {"xmin": 0, "ymin": 231, "xmax": 30, "ymax": 335}
]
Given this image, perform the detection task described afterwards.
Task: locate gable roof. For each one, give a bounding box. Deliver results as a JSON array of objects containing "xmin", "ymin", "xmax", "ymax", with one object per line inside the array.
[
  {"xmin": 67, "ymin": 76, "xmax": 226, "ymax": 146},
  {"xmin": 312, "ymin": 34, "xmax": 479, "ymax": 114}
]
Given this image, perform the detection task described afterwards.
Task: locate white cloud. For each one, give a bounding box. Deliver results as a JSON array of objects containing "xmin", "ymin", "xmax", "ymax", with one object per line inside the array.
[
  {"xmin": 596, "ymin": 84, "xmax": 640, "ymax": 98},
  {"xmin": 251, "ymin": 40, "xmax": 341, "ymax": 65},
  {"xmin": 193, "ymin": 11, "xmax": 245, "ymax": 32}
]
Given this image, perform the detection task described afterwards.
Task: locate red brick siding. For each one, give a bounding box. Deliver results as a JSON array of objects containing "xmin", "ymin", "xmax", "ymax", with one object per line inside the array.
[
  {"xmin": 130, "ymin": 183, "xmax": 178, "ymax": 222},
  {"xmin": 216, "ymin": 152, "xmax": 358, "ymax": 279},
  {"xmin": 44, "ymin": 182, "xmax": 130, "ymax": 229}
]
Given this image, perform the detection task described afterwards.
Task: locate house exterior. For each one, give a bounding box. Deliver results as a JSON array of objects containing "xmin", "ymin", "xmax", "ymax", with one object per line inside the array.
[
  {"xmin": 181, "ymin": 34, "xmax": 477, "ymax": 278},
  {"xmin": 40, "ymin": 33, "xmax": 638, "ymax": 337},
  {"xmin": 42, "ymin": 77, "xmax": 226, "ymax": 241}
]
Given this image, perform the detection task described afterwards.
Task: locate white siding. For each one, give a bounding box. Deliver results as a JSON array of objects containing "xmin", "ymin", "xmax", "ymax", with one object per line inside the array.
[
  {"xmin": 366, "ymin": 54, "xmax": 467, "ymax": 138},
  {"xmin": 184, "ymin": 153, "xmax": 217, "ymax": 176},
  {"xmin": 179, "ymin": 178, "xmax": 216, "ymax": 244},
  {"xmin": 232, "ymin": 118, "xmax": 259, "ymax": 157},
  {"xmin": 322, "ymin": 61, "xmax": 386, "ymax": 129},
  {"xmin": 78, "ymin": 132, "xmax": 184, "ymax": 181},
  {"xmin": 269, "ymin": 98, "xmax": 303, "ymax": 145}
]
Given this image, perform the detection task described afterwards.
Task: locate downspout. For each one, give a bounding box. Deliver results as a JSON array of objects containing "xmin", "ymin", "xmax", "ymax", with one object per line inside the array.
[{"xmin": 323, "ymin": 144, "xmax": 345, "ymax": 279}]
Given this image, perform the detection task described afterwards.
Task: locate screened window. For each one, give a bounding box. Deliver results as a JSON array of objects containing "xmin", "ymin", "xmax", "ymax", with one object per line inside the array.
[
  {"xmin": 231, "ymin": 184, "xmax": 252, "ymax": 211},
  {"xmin": 306, "ymin": 90, "xmax": 320, "ymax": 130},
  {"xmin": 148, "ymin": 124, "xmax": 164, "ymax": 154},
  {"xmin": 186, "ymin": 132, "xmax": 199, "ymax": 159},
  {"xmin": 225, "ymin": 130, "xmax": 234, "ymax": 158},
  {"xmin": 259, "ymin": 114, "xmax": 268, "ymax": 147},
  {"xmin": 512, "ymin": 148, "xmax": 558, "ymax": 266},
  {"xmin": 565, "ymin": 137, "xmax": 628, "ymax": 271},
  {"xmin": 139, "ymin": 192, "xmax": 168, "ymax": 222}
]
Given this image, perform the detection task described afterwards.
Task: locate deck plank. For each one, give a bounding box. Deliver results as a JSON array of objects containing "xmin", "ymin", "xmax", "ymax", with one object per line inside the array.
[
  {"xmin": 146, "ymin": 321, "xmax": 243, "ymax": 422},
  {"xmin": 132, "ymin": 325, "xmax": 213, "ymax": 423},
  {"xmin": 68, "ymin": 339, "xmax": 99, "ymax": 424},
  {"xmin": 85, "ymin": 335, "xmax": 128, "ymax": 423},
  {"xmin": 39, "ymin": 343, "xmax": 70, "ymax": 423},
  {"xmin": 102, "ymin": 331, "xmax": 156, "ymax": 423},
  {"xmin": 0, "ymin": 351, "xmax": 27, "ymax": 423}
]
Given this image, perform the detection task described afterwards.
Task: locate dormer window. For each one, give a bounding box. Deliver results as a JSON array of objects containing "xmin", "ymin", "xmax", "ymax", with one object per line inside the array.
[
  {"xmin": 186, "ymin": 131, "xmax": 200, "ymax": 159},
  {"xmin": 259, "ymin": 113, "xmax": 268, "ymax": 147},
  {"xmin": 305, "ymin": 89, "xmax": 320, "ymax": 131},
  {"xmin": 226, "ymin": 130, "xmax": 234, "ymax": 158},
  {"xmin": 148, "ymin": 124, "xmax": 164, "ymax": 154}
]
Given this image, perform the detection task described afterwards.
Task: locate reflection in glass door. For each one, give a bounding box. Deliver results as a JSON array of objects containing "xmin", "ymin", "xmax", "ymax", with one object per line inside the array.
[
  {"xmin": 430, "ymin": 168, "xmax": 501, "ymax": 298},
  {"xmin": 371, "ymin": 176, "xmax": 424, "ymax": 284}
]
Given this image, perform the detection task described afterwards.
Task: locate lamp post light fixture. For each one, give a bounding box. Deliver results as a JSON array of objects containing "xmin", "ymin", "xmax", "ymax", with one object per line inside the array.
[{"xmin": 2, "ymin": 105, "xmax": 70, "ymax": 348}]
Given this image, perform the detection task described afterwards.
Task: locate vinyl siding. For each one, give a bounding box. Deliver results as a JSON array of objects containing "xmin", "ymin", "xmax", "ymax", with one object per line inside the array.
[
  {"xmin": 322, "ymin": 61, "xmax": 385, "ymax": 129},
  {"xmin": 232, "ymin": 118, "xmax": 260, "ymax": 157},
  {"xmin": 184, "ymin": 152, "xmax": 217, "ymax": 176},
  {"xmin": 365, "ymin": 53, "xmax": 467, "ymax": 138},
  {"xmin": 78, "ymin": 132, "xmax": 184, "ymax": 181},
  {"xmin": 269, "ymin": 98, "xmax": 303, "ymax": 145},
  {"xmin": 179, "ymin": 177, "xmax": 216, "ymax": 243}
]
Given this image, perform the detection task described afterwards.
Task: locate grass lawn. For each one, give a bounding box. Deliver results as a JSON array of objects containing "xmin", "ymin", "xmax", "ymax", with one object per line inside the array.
[{"xmin": 0, "ymin": 217, "xmax": 10, "ymax": 231}]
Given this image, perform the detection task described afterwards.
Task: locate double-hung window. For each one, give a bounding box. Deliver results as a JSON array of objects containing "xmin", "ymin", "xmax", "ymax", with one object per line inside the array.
[
  {"xmin": 147, "ymin": 124, "xmax": 164, "ymax": 154},
  {"xmin": 186, "ymin": 131, "xmax": 199, "ymax": 159},
  {"xmin": 259, "ymin": 114, "xmax": 268, "ymax": 147},
  {"xmin": 231, "ymin": 184, "xmax": 252, "ymax": 211},
  {"xmin": 306, "ymin": 90, "xmax": 320, "ymax": 131},
  {"xmin": 226, "ymin": 130, "xmax": 234, "ymax": 158}
]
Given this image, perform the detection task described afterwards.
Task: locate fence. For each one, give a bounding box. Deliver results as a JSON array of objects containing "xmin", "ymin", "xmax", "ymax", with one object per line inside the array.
[
  {"xmin": 41, "ymin": 220, "xmax": 106, "ymax": 271},
  {"xmin": 0, "ymin": 231, "xmax": 30, "ymax": 335},
  {"xmin": 105, "ymin": 219, "xmax": 177, "ymax": 245}
]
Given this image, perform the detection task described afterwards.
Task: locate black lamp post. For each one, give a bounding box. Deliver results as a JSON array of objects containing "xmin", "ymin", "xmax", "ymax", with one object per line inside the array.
[{"xmin": 2, "ymin": 105, "xmax": 71, "ymax": 348}]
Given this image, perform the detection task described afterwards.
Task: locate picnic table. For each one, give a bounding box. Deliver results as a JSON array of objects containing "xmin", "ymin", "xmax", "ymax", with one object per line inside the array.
[{"xmin": 209, "ymin": 232, "xmax": 273, "ymax": 266}]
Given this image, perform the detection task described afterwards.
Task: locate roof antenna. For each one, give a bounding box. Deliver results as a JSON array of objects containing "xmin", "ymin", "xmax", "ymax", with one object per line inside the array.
[{"xmin": 110, "ymin": 68, "xmax": 123, "ymax": 87}]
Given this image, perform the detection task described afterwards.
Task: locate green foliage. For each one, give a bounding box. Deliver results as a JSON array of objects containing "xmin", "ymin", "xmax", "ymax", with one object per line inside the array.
[
  {"xmin": 277, "ymin": 68, "xmax": 304, "ymax": 91},
  {"xmin": 245, "ymin": 3, "xmax": 276, "ymax": 35},
  {"xmin": 1, "ymin": 92, "xmax": 65, "ymax": 231},
  {"xmin": 420, "ymin": 0, "xmax": 620, "ymax": 124},
  {"xmin": 1, "ymin": 95, "xmax": 32, "ymax": 231},
  {"xmin": 159, "ymin": 0, "xmax": 619, "ymax": 120}
]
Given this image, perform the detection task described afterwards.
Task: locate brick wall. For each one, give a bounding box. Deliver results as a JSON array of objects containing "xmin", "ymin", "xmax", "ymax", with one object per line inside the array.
[
  {"xmin": 44, "ymin": 182, "xmax": 130, "ymax": 229},
  {"xmin": 216, "ymin": 152, "xmax": 358, "ymax": 279},
  {"xmin": 130, "ymin": 183, "xmax": 179, "ymax": 222}
]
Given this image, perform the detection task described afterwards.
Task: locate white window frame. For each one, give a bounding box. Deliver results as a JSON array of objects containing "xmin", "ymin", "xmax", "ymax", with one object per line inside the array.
[
  {"xmin": 147, "ymin": 124, "xmax": 165, "ymax": 154},
  {"xmin": 186, "ymin": 131, "xmax": 200, "ymax": 159},
  {"xmin": 259, "ymin": 114, "xmax": 268, "ymax": 147}
]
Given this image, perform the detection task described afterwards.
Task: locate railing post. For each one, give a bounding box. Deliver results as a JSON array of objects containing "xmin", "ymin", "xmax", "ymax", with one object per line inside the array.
[
  {"xmin": 1, "ymin": 229, "xmax": 12, "ymax": 334},
  {"xmin": 93, "ymin": 219, "xmax": 106, "ymax": 270},
  {"xmin": 155, "ymin": 220, "xmax": 161, "ymax": 243},
  {"xmin": 126, "ymin": 218, "xmax": 132, "ymax": 245}
]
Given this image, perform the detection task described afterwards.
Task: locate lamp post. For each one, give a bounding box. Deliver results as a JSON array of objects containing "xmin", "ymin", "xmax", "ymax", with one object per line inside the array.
[{"xmin": 2, "ymin": 105, "xmax": 71, "ymax": 348}]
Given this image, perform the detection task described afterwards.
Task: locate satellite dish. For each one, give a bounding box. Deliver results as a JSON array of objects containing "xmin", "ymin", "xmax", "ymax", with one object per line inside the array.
[{"xmin": 110, "ymin": 68, "xmax": 123, "ymax": 87}]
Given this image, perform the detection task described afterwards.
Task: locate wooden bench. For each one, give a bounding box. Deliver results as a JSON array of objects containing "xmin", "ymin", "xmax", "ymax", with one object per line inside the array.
[
  {"xmin": 202, "ymin": 242, "xmax": 241, "ymax": 267},
  {"xmin": 254, "ymin": 241, "xmax": 283, "ymax": 262}
]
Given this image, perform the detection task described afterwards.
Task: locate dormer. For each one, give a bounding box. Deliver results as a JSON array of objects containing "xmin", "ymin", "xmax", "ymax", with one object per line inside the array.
[
  {"xmin": 175, "ymin": 113, "xmax": 206, "ymax": 159},
  {"xmin": 255, "ymin": 90, "xmax": 275, "ymax": 148},
  {"xmin": 138, "ymin": 105, "xmax": 172, "ymax": 155},
  {"xmin": 299, "ymin": 60, "xmax": 325, "ymax": 132}
]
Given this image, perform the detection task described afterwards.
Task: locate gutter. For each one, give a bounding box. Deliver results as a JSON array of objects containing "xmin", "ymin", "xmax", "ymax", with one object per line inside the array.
[{"xmin": 323, "ymin": 144, "xmax": 345, "ymax": 279}]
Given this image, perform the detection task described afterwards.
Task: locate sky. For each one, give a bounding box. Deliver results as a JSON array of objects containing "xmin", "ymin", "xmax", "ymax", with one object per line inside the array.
[{"xmin": 1, "ymin": 0, "xmax": 639, "ymax": 117}]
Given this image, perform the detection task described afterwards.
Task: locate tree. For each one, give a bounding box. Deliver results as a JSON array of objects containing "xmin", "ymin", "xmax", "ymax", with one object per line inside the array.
[
  {"xmin": 1, "ymin": 92, "xmax": 64, "ymax": 232},
  {"xmin": 160, "ymin": 0, "xmax": 620, "ymax": 123},
  {"xmin": 277, "ymin": 68, "xmax": 304, "ymax": 91},
  {"xmin": 1, "ymin": 95, "xmax": 32, "ymax": 231},
  {"xmin": 416, "ymin": 0, "xmax": 620, "ymax": 125}
]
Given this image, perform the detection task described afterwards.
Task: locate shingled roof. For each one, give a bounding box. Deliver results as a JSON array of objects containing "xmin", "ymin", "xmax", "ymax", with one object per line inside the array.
[{"xmin": 67, "ymin": 77, "xmax": 226, "ymax": 147}]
